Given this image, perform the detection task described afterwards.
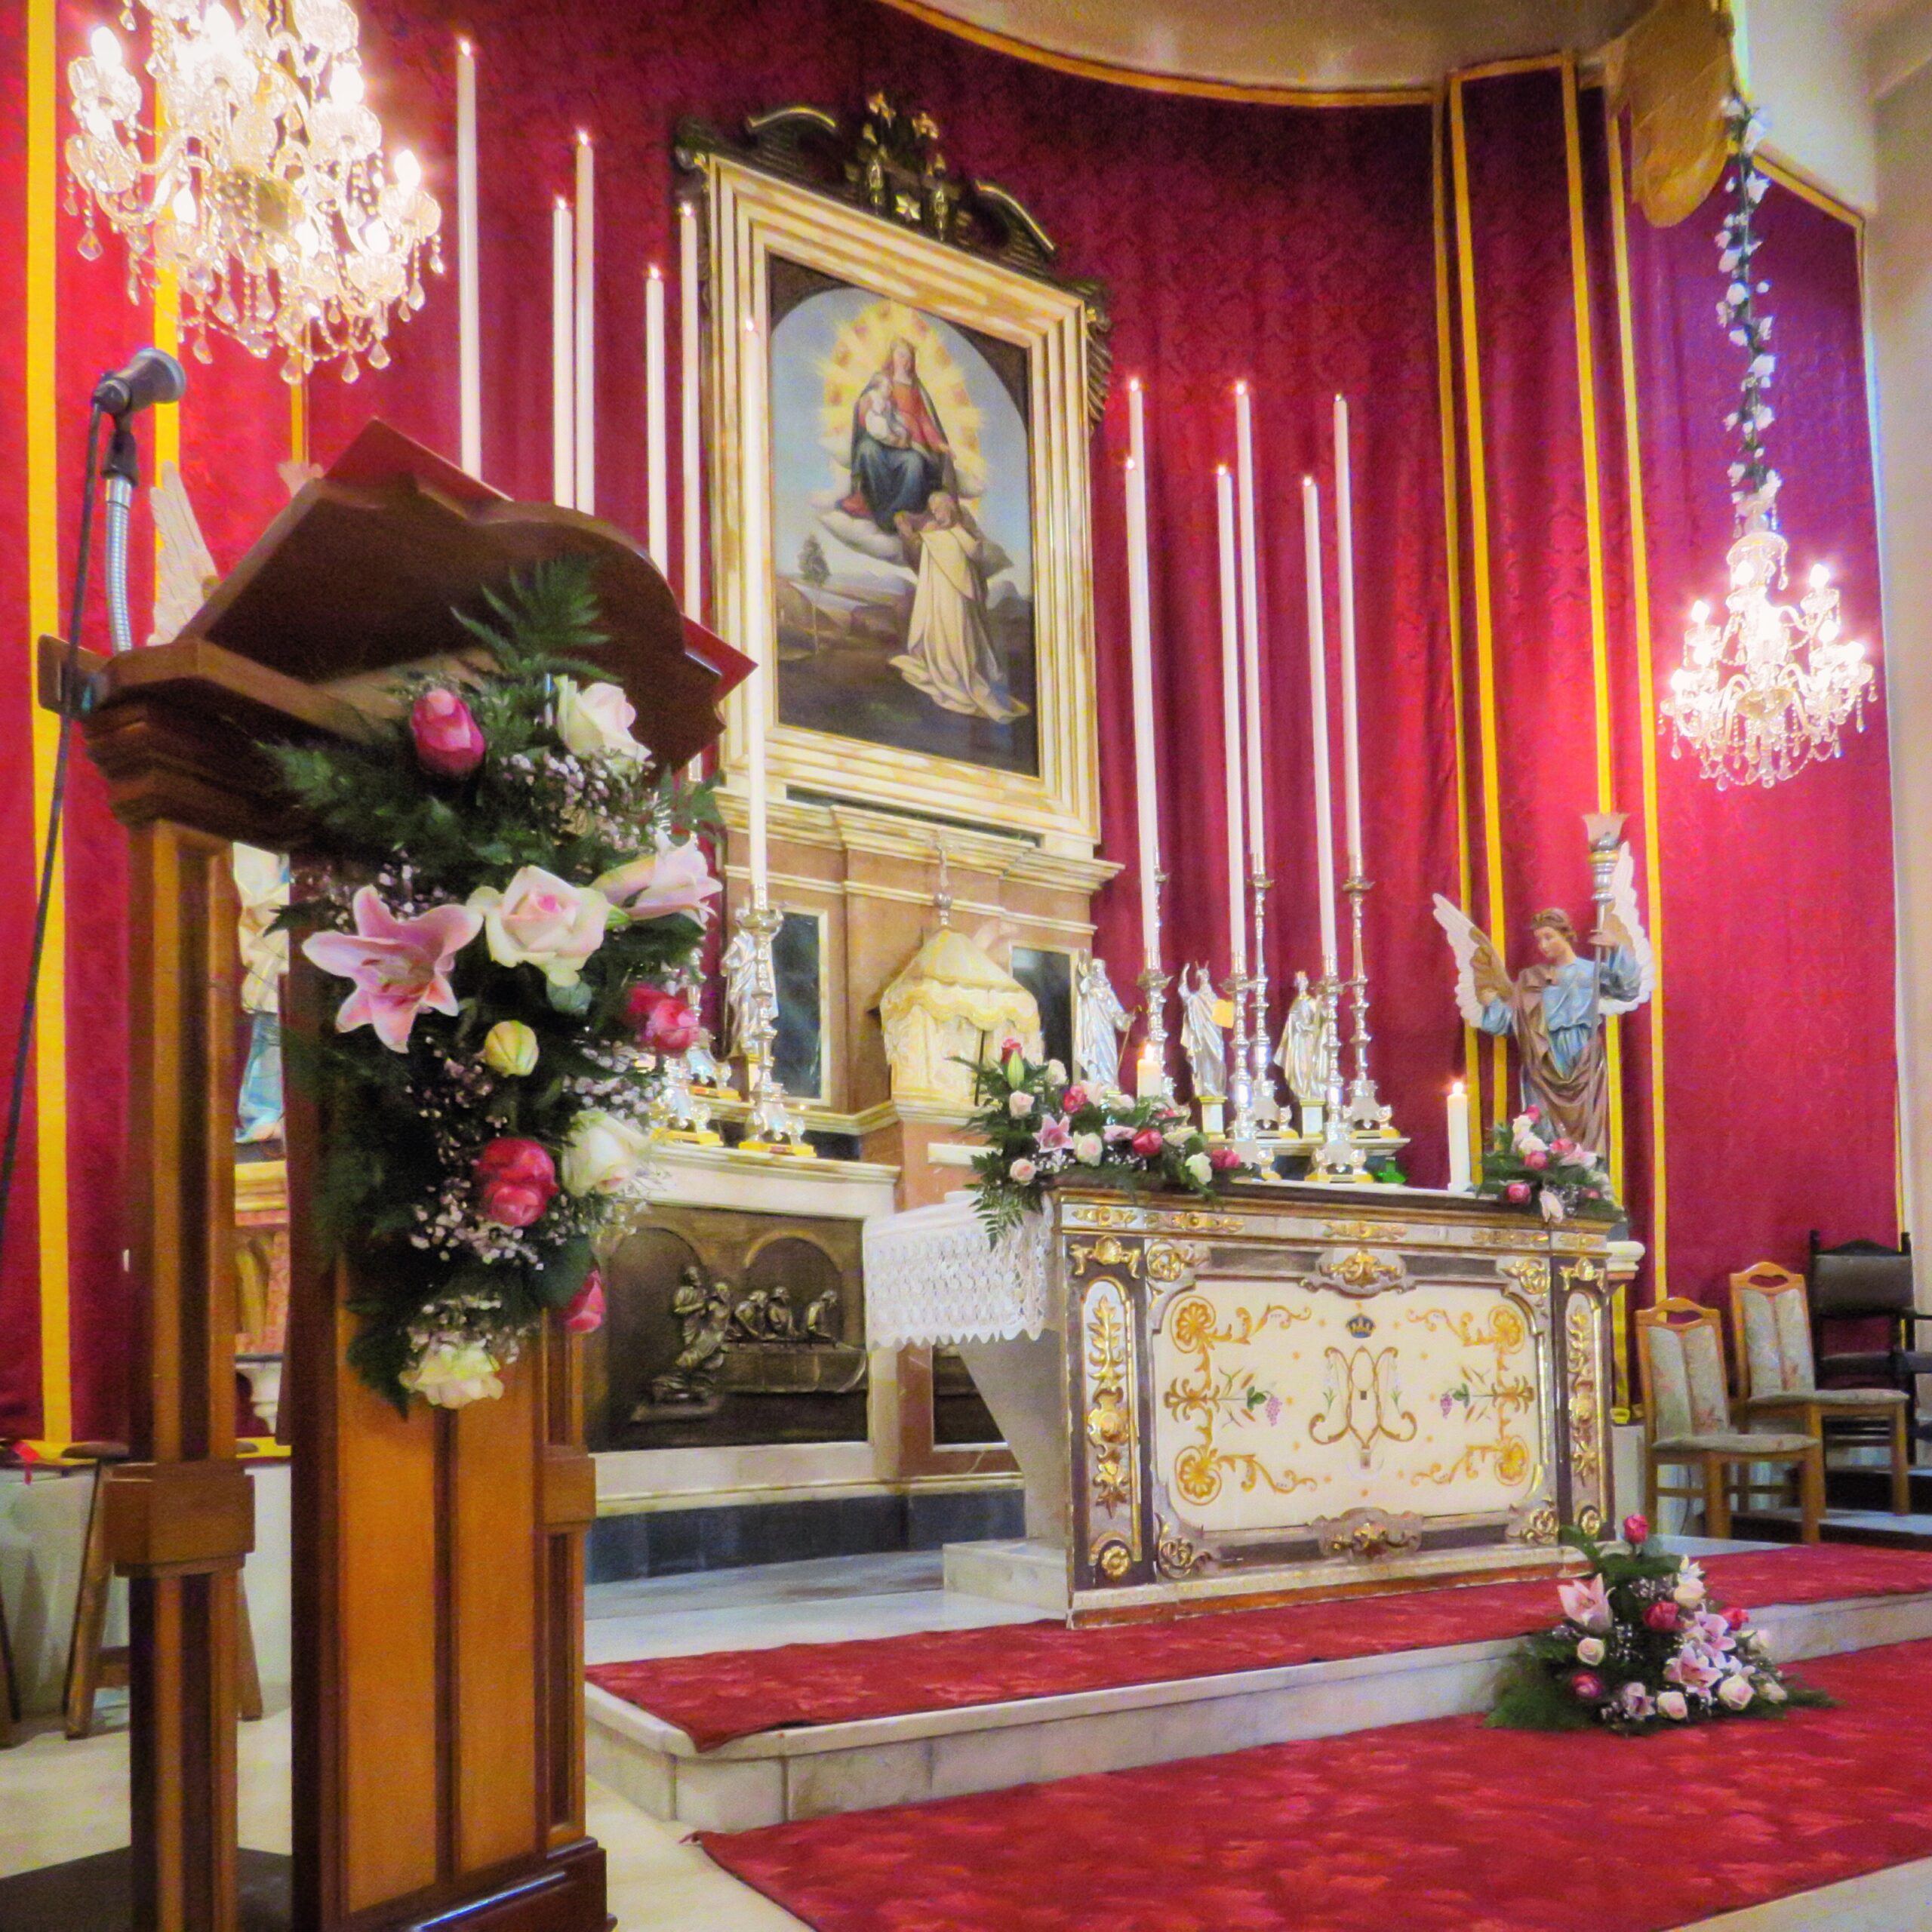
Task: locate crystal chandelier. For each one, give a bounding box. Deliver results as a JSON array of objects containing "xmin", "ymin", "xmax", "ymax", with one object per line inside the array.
[
  {"xmin": 65, "ymin": 0, "xmax": 441, "ymax": 383},
  {"xmin": 1661, "ymin": 93, "xmax": 1878, "ymax": 790}
]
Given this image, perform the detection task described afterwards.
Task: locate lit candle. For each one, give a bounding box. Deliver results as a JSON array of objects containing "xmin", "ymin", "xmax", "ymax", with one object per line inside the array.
[
  {"xmin": 1124, "ymin": 447, "xmax": 1161, "ymax": 973},
  {"xmin": 455, "ymin": 38, "xmax": 480, "ymax": 477},
  {"xmin": 1303, "ymin": 474, "xmax": 1340, "ymax": 976},
  {"xmin": 1334, "ymin": 394, "xmax": 1363, "ymax": 884},
  {"xmin": 679, "ymin": 199, "xmax": 703, "ymax": 620},
  {"xmin": 551, "ymin": 195, "xmax": 574, "ymax": 507},
  {"xmin": 741, "ymin": 317, "xmax": 769, "ymax": 905},
  {"xmin": 1233, "ymin": 383, "xmax": 1266, "ymax": 878},
  {"xmin": 574, "ymin": 131, "xmax": 595, "ymax": 515},
  {"xmin": 1216, "ymin": 464, "xmax": 1246, "ymax": 979},
  {"xmin": 1446, "ymin": 1081, "xmax": 1473, "ymax": 1192},
  {"xmin": 645, "ymin": 264, "xmax": 668, "ymax": 571}
]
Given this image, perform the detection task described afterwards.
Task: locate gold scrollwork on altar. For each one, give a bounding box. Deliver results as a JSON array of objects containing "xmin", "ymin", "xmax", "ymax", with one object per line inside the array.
[
  {"xmin": 1091, "ymin": 1537, "xmax": 1133, "ymax": 1580},
  {"xmin": 1404, "ymin": 1302, "xmax": 1537, "ymax": 1490},
  {"xmin": 1499, "ymin": 1256, "xmax": 1552, "ymax": 1297},
  {"xmin": 1312, "ymin": 1508, "xmax": 1425, "ymax": 1561},
  {"xmin": 1081, "ymin": 1280, "xmax": 1141, "ymax": 1572},
  {"xmin": 1509, "ymin": 1503, "xmax": 1561, "ymax": 1546},
  {"xmin": 1175, "ymin": 1211, "xmax": 1243, "ymax": 1234},
  {"xmin": 1066, "ymin": 1204, "xmax": 1152, "ymax": 1232},
  {"xmin": 1155, "ymin": 1518, "xmax": 1211, "ymax": 1578},
  {"xmin": 1071, "ymin": 1235, "xmax": 1140, "ymax": 1278},
  {"xmin": 1309, "ymin": 1346, "xmax": 1420, "ymax": 1465},
  {"xmin": 1565, "ymin": 1291, "xmax": 1603, "ymax": 1493},
  {"xmin": 1321, "ymin": 1220, "xmax": 1411, "ymax": 1243},
  {"xmin": 1161, "ymin": 1291, "xmax": 1315, "ymax": 1508},
  {"xmin": 1144, "ymin": 1240, "xmax": 1199, "ymax": 1286},
  {"xmin": 1315, "ymin": 1247, "xmax": 1410, "ymax": 1297}
]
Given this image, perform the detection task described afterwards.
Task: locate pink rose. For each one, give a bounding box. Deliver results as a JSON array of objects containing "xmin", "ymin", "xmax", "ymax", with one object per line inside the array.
[
  {"xmin": 1061, "ymin": 1084, "xmax": 1091, "ymax": 1114},
  {"xmin": 303, "ymin": 886, "xmax": 481, "ymax": 1053},
  {"xmin": 1524, "ymin": 1149, "xmax": 1549, "ymax": 1171},
  {"xmin": 1623, "ymin": 1512, "xmax": 1650, "ymax": 1546},
  {"xmin": 1552, "ymin": 1136, "xmax": 1577, "ymax": 1155},
  {"xmin": 1570, "ymin": 1671, "xmax": 1604, "ymax": 1703},
  {"xmin": 563, "ymin": 1268, "xmax": 605, "ymax": 1334},
  {"xmin": 1131, "ymin": 1128, "xmax": 1164, "ymax": 1159},
  {"xmin": 1209, "ymin": 1146, "xmax": 1242, "ymax": 1172},
  {"xmin": 468, "ymin": 866, "xmax": 609, "ymax": 988},
  {"xmin": 475, "ymin": 1137, "xmax": 558, "ymax": 1228},
  {"xmin": 410, "ymin": 687, "xmax": 486, "ymax": 778},
  {"xmin": 1524, "ymin": 1105, "xmax": 1542, "ymax": 1121},
  {"xmin": 626, "ymin": 983, "xmax": 701, "ymax": 1054},
  {"xmin": 1001, "ymin": 1036, "xmax": 1023, "ymax": 1057},
  {"xmin": 1645, "ymin": 1599, "xmax": 1682, "ymax": 1633},
  {"xmin": 1725, "ymin": 1605, "xmax": 1751, "ymax": 1631},
  {"xmin": 594, "ymin": 838, "xmax": 721, "ymax": 927},
  {"xmin": 1505, "ymin": 1180, "xmax": 1532, "ymax": 1204}
]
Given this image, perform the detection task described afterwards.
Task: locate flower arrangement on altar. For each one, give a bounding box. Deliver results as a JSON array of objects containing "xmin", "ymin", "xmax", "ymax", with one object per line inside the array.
[
  {"xmin": 1478, "ymin": 1106, "xmax": 1616, "ymax": 1225},
  {"xmin": 269, "ymin": 564, "xmax": 716, "ymax": 1411},
  {"xmin": 1489, "ymin": 1518, "xmax": 1829, "ymax": 1734},
  {"xmin": 964, "ymin": 1040, "xmax": 1246, "ymax": 1241}
]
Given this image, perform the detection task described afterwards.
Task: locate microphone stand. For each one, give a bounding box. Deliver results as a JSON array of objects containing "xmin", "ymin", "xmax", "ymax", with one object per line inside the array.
[{"xmin": 103, "ymin": 417, "xmax": 140, "ymax": 655}]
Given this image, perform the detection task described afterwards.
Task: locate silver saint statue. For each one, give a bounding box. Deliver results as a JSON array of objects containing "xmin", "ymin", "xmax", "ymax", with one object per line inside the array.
[
  {"xmin": 1180, "ymin": 964, "xmax": 1227, "ymax": 1104},
  {"xmin": 1275, "ymin": 971, "xmax": 1325, "ymax": 1112},
  {"xmin": 720, "ymin": 926, "xmax": 759, "ymax": 1060},
  {"xmin": 1074, "ymin": 952, "xmax": 1131, "ymax": 1094}
]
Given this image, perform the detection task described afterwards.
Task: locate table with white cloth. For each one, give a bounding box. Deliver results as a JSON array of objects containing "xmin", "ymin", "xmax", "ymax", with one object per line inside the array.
[{"xmin": 865, "ymin": 1183, "xmax": 1624, "ymax": 1620}]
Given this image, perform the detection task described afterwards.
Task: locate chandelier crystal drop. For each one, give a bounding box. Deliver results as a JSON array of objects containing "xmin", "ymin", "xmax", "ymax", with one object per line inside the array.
[{"xmin": 65, "ymin": 0, "xmax": 441, "ymax": 383}]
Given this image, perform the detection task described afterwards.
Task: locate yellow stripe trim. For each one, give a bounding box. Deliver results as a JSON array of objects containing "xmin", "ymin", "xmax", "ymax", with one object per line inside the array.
[
  {"xmin": 1432, "ymin": 93, "xmax": 1482, "ymax": 1166},
  {"xmin": 27, "ymin": 0, "xmax": 72, "ymax": 1445},
  {"xmin": 1604, "ymin": 97, "xmax": 1670, "ymax": 1297},
  {"xmin": 871, "ymin": 0, "xmax": 1434, "ymax": 106},
  {"xmin": 1759, "ymin": 155, "xmax": 1865, "ymax": 230},
  {"xmin": 1449, "ymin": 75, "xmax": 1510, "ymax": 1128},
  {"xmin": 1559, "ymin": 58, "xmax": 1625, "ymax": 1197}
]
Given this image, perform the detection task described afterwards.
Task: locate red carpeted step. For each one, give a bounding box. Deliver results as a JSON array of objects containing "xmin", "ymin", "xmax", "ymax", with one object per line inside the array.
[
  {"xmin": 588, "ymin": 1544, "xmax": 1932, "ymax": 1750},
  {"xmin": 699, "ymin": 1635, "xmax": 1932, "ymax": 1932}
]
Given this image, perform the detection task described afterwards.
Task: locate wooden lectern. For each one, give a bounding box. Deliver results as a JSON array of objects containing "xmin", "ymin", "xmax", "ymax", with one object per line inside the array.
[{"xmin": 47, "ymin": 423, "xmax": 747, "ymax": 1931}]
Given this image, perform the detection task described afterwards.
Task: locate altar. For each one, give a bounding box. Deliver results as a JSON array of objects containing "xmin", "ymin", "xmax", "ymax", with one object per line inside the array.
[{"xmin": 868, "ymin": 1183, "xmax": 1632, "ymax": 1620}]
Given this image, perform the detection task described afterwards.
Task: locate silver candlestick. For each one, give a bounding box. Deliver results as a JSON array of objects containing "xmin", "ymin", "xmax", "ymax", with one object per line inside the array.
[
  {"xmin": 1220, "ymin": 969, "xmax": 1259, "ymax": 1155},
  {"xmin": 1137, "ymin": 964, "xmax": 1175, "ymax": 1103},
  {"xmin": 1247, "ymin": 871, "xmax": 1281, "ymax": 1124},
  {"xmin": 1342, "ymin": 874, "xmax": 1393, "ymax": 1134},
  {"xmin": 1311, "ymin": 971, "xmax": 1367, "ymax": 1180},
  {"xmin": 737, "ymin": 900, "xmax": 814, "ymax": 1155}
]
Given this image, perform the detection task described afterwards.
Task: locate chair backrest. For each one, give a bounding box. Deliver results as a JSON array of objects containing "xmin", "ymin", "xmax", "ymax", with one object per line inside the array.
[
  {"xmin": 1808, "ymin": 1233, "xmax": 1916, "ymax": 1318},
  {"xmin": 1728, "ymin": 1263, "xmax": 1814, "ymax": 1398},
  {"xmin": 1637, "ymin": 1297, "xmax": 1732, "ymax": 1441}
]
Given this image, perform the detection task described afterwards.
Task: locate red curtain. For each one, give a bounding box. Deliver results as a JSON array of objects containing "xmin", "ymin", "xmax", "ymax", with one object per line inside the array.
[{"xmin": 0, "ymin": 0, "xmax": 1896, "ymax": 1437}]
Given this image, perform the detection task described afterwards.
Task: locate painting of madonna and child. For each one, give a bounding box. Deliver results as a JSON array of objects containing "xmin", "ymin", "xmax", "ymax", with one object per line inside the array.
[{"xmin": 768, "ymin": 260, "xmax": 1039, "ymax": 778}]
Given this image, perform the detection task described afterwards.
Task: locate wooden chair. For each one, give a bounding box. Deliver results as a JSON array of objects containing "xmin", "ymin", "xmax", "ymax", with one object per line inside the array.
[
  {"xmin": 1730, "ymin": 1261, "xmax": 1911, "ymax": 1515},
  {"xmin": 1637, "ymin": 1297, "xmax": 1823, "ymax": 1541},
  {"xmin": 1808, "ymin": 1231, "xmax": 1930, "ymax": 1452},
  {"xmin": 65, "ymin": 1447, "xmax": 263, "ymax": 1740}
]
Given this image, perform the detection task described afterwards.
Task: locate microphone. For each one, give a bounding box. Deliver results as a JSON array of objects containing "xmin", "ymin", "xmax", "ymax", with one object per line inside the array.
[{"xmin": 91, "ymin": 347, "xmax": 187, "ymax": 417}]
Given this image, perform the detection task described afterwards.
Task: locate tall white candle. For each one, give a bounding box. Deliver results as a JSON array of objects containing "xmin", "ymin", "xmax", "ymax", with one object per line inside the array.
[
  {"xmin": 1446, "ymin": 1081, "xmax": 1473, "ymax": 1192},
  {"xmin": 1334, "ymin": 394, "xmax": 1363, "ymax": 884},
  {"xmin": 1124, "ymin": 450, "xmax": 1161, "ymax": 972},
  {"xmin": 679, "ymin": 200, "xmax": 703, "ymax": 621},
  {"xmin": 645, "ymin": 265, "xmax": 668, "ymax": 571},
  {"xmin": 742, "ymin": 318, "xmax": 770, "ymax": 905},
  {"xmin": 574, "ymin": 132, "xmax": 595, "ymax": 515},
  {"xmin": 1233, "ymin": 383, "xmax": 1266, "ymax": 878},
  {"xmin": 455, "ymin": 38, "xmax": 480, "ymax": 478},
  {"xmin": 1303, "ymin": 474, "xmax": 1340, "ymax": 976},
  {"xmin": 1216, "ymin": 464, "xmax": 1246, "ymax": 979},
  {"xmin": 551, "ymin": 195, "xmax": 574, "ymax": 507}
]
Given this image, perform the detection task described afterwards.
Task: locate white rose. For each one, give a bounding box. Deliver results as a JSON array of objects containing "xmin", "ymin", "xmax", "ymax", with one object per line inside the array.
[
  {"xmin": 1717, "ymin": 1673, "xmax": 1754, "ymax": 1711},
  {"xmin": 1673, "ymin": 1563, "xmax": 1706, "ymax": 1610},
  {"xmin": 1183, "ymin": 1152, "xmax": 1213, "ymax": 1186},
  {"xmin": 1073, "ymin": 1131, "xmax": 1104, "ymax": 1165},
  {"xmin": 1656, "ymin": 1689, "xmax": 1687, "ymax": 1721},
  {"xmin": 561, "ymin": 1108, "xmax": 654, "ymax": 1197},
  {"xmin": 1759, "ymin": 1677, "xmax": 1787, "ymax": 1703},
  {"xmin": 555, "ymin": 678, "xmax": 646, "ymax": 761},
  {"xmin": 1576, "ymin": 1636, "xmax": 1606, "ymax": 1666},
  {"xmin": 1008, "ymin": 1157, "xmax": 1038, "ymax": 1184},
  {"xmin": 1008, "ymin": 1091, "xmax": 1035, "ymax": 1118},
  {"xmin": 399, "ymin": 1337, "xmax": 503, "ymax": 1409},
  {"xmin": 469, "ymin": 866, "xmax": 609, "ymax": 987},
  {"xmin": 1163, "ymin": 1128, "xmax": 1192, "ymax": 1149},
  {"xmin": 1045, "ymin": 1060, "xmax": 1067, "ymax": 1085}
]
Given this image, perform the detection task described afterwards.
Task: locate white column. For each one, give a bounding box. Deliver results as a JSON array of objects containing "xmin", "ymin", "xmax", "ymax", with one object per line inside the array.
[
  {"xmin": 1233, "ymin": 383, "xmax": 1266, "ymax": 879},
  {"xmin": 679, "ymin": 199, "xmax": 703, "ymax": 621},
  {"xmin": 1334, "ymin": 393, "xmax": 1364, "ymax": 883},
  {"xmin": 741, "ymin": 318, "xmax": 769, "ymax": 905}
]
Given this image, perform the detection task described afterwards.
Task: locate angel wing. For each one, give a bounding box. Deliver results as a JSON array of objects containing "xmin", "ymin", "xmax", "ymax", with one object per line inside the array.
[
  {"xmin": 147, "ymin": 462, "xmax": 219, "ymax": 647},
  {"xmin": 1432, "ymin": 894, "xmax": 1509, "ymax": 1029},
  {"xmin": 1598, "ymin": 843, "xmax": 1656, "ymax": 1017}
]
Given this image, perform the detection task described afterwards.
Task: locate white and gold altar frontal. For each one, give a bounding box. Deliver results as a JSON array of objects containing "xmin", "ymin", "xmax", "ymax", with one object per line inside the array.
[{"xmin": 867, "ymin": 1183, "xmax": 1628, "ymax": 1620}]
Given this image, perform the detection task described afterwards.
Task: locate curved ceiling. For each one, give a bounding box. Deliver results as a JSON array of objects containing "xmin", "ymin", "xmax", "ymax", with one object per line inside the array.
[{"xmin": 895, "ymin": 0, "xmax": 1654, "ymax": 94}]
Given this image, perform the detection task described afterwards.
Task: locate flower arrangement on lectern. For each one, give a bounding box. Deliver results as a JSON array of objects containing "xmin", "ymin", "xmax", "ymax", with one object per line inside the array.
[
  {"xmin": 1489, "ymin": 1517, "xmax": 1829, "ymax": 1734},
  {"xmin": 964, "ymin": 1041, "xmax": 1247, "ymax": 1242},
  {"xmin": 270, "ymin": 563, "xmax": 716, "ymax": 1411},
  {"xmin": 1478, "ymin": 1107, "xmax": 1617, "ymax": 1226}
]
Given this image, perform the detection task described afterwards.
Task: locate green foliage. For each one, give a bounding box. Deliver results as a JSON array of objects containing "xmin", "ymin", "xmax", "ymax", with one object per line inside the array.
[{"xmin": 1478, "ymin": 1115, "xmax": 1619, "ymax": 1222}]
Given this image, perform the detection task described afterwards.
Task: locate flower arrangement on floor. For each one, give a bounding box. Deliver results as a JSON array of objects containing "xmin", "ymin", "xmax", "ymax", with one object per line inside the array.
[
  {"xmin": 1478, "ymin": 1106, "xmax": 1616, "ymax": 1225},
  {"xmin": 270, "ymin": 563, "xmax": 716, "ymax": 1411},
  {"xmin": 965, "ymin": 1040, "xmax": 1246, "ymax": 1241},
  {"xmin": 1489, "ymin": 1518, "xmax": 1830, "ymax": 1733}
]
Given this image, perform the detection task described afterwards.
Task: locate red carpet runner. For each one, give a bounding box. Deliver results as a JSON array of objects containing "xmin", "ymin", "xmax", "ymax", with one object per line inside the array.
[
  {"xmin": 588, "ymin": 1544, "xmax": 1932, "ymax": 1750},
  {"xmin": 700, "ymin": 1636, "xmax": 1932, "ymax": 1932}
]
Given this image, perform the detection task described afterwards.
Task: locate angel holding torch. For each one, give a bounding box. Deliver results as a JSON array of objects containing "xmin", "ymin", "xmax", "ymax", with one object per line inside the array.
[{"xmin": 1432, "ymin": 826, "xmax": 1653, "ymax": 1164}]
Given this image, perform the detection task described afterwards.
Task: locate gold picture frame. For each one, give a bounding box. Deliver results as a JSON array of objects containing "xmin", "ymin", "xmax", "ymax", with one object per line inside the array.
[{"xmin": 695, "ymin": 142, "xmax": 1100, "ymax": 854}]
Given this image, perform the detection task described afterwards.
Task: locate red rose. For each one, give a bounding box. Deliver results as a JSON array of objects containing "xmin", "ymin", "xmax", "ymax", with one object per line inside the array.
[
  {"xmin": 410, "ymin": 687, "xmax": 486, "ymax": 779},
  {"xmin": 1001, "ymin": 1036, "xmax": 1023, "ymax": 1057},
  {"xmin": 1570, "ymin": 1670, "xmax": 1605, "ymax": 1703},
  {"xmin": 475, "ymin": 1136, "xmax": 557, "ymax": 1228},
  {"xmin": 1645, "ymin": 1599, "xmax": 1681, "ymax": 1632},
  {"xmin": 1725, "ymin": 1605, "xmax": 1750, "ymax": 1630},
  {"xmin": 1552, "ymin": 1136, "xmax": 1577, "ymax": 1155},
  {"xmin": 1061, "ymin": 1084, "xmax": 1090, "ymax": 1113},
  {"xmin": 1524, "ymin": 1105, "xmax": 1542, "ymax": 1121},
  {"xmin": 1623, "ymin": 1512, "xmax": 1650, "ymax": 1546},
  {"xmin": 1524, "ymin": 1149, "xmax": 1549, "ymax": 1171},
  {"xmin": 563, "ymin": 1267, "xmax": 605, "ymax": 1335},
  {"xmin": 1209, "ymin": 1146, "xmax": 1242, "ymax": 1172},
  {"xmin": 1131, "ymin": 1128, "xmax": 1164, "ymax": 1159},
  {"xmin": 1505, "ymin": 1180, "xmax": 1532, "ymax": 1204},
  {"xmin": 625, "ymin": 983, "xmax": 701, "ymax": 1054}
]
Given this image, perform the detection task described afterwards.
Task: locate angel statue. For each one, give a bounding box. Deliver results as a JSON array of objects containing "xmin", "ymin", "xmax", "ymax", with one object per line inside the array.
[
  {"xmin": 1275, "ymin": 971, "xmax": 1326, "ymax": 1130},
  {"xmin": 1179, "ymin": 964, "xmax": 1226, "ymax": 1106},
  {"xmin": 1432, "ymin": 841, "xmax": 1654, "ymax": 1161},
  {"xmin": 1074, "ymin": 952, "xmax": 1132, "ymax": 1095}
]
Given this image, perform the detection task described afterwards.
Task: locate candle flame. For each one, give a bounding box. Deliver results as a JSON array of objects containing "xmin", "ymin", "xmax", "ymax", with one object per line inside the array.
[
  {"xmin": 457, "ymin": 35, "xmax": 472, "ymax": 55},
  {"xmin": 1234, "ymin": 380, "xmax": 1248, "ymax": 396},
  {"xmin": 1215, "ymin": 462, "xmax": 1229, "ymax": 475},
  {"xmin": 648, "ymin": 263, "xmax": 662, "ymax": 280},
  {"xmin": 1451, "ymin": 1080, "xmax": 1464, "ymax": 1097},
  {"xmin": 576, "ymin": 129, "xmax": 591, "ymax": 146},
  {"xmin": 1128, "ymin": 376, "xmax": 1142, "ymax": 392}
]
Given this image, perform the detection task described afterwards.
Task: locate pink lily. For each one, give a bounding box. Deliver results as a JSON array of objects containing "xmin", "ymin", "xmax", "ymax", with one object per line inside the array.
[
  {"xmin": 303, "ymin": 886, "xmax": 481, "ymax": 1053},
  {"xmin": 1035, "ymin": 1115, "xmax": 1072, "ymax": 1153},
  {"xmin": 1557, "ymin": 1573, "xmax": 1613, "ymax": 1633}
]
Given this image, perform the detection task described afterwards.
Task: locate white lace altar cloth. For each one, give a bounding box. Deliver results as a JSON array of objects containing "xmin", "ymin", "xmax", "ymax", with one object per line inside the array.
[{"xmin": 864, "ymin": 1195, "xmax": 1055, "ymax": 1347}]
